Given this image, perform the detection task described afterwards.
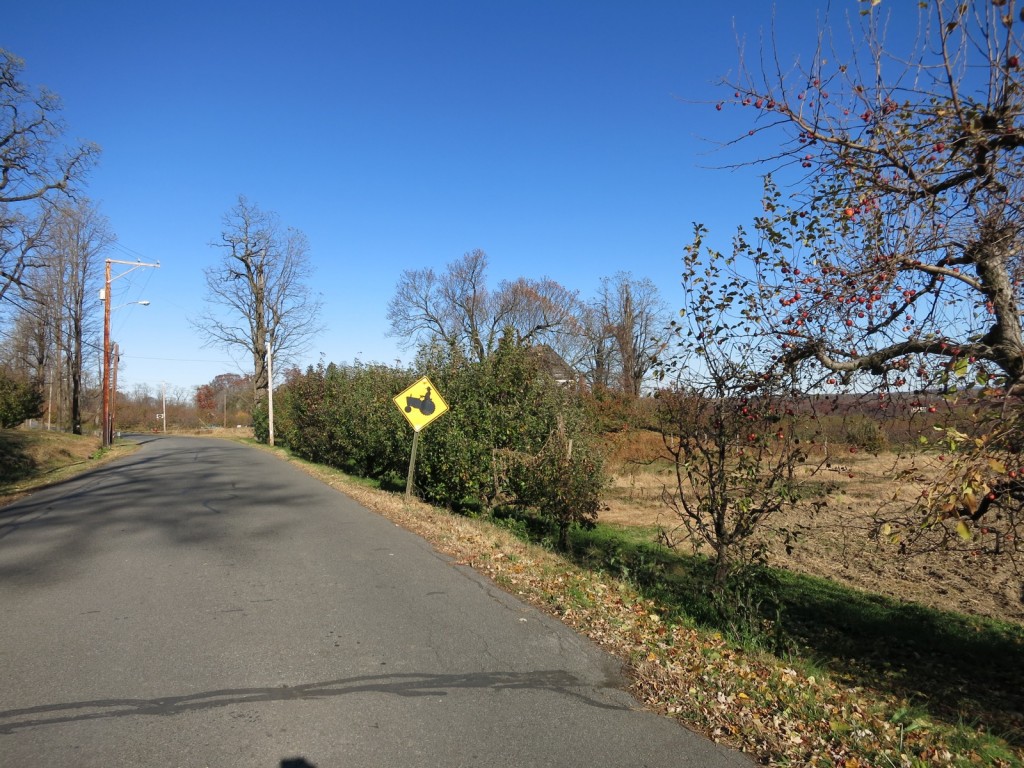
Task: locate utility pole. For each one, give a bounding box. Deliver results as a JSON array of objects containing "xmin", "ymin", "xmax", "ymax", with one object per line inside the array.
[
  {"xmin": 257, "ymin": 266, "xmax": 276, "ymax": 447},
  {"xmin": 101, "ymin": 260, "xmax": 112, "ymax": 445},
  {"xmin": 101, "ymin": 258, "xmax": 159, "ymax": 446},
  {"xmin": 161, "ymin": 382, "xmax": 167, "ymax": 434},
  {"xmin": 266, "ymin": 332, "xmax": 275, "ymax": 446},
  {"xmin": 110, "ymin": 343, "xmax": 120, "ymax": 439}
]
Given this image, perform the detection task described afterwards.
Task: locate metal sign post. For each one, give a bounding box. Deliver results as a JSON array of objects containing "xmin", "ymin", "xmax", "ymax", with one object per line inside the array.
[
  {"xmin": 393, "ymin": 376, "xmax": 449, "ymax": 501},
  {"xmin": 405, "ymin": 431, "xmax": 420, "ymax": 500}
]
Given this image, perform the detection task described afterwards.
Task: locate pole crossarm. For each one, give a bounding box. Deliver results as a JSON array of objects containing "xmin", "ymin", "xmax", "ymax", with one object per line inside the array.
[{"xmin": 107, "ymin": 258, "xmax": 161, "ymax": 275}]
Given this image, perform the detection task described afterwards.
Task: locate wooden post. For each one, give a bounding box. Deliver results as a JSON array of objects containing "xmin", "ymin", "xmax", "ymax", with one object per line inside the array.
[
  {"xmin": 405, "ymin": 429, "xmax": 420, "ymax": 501},
  {"xmin": 101, "ymin": 260, "xmax": 112, "ymax": 445},
  {"xmin": 110, "ymin": 343, "xmax": 119, "ymax": 439}
]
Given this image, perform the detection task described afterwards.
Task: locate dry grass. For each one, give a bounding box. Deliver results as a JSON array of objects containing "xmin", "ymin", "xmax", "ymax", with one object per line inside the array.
[
  {"xmin": 0, "ymin": 430, "xmax": 137, "ymax": 506},
  {"xmin": 601, "ymin": 429, "xmax": 1024, "ymax": 625}
]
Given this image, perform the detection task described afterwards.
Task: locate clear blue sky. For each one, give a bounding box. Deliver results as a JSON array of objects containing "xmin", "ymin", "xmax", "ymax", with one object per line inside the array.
[{"xmin": 5, "ymin": 0, "xmax": 831, "ymax": 394}]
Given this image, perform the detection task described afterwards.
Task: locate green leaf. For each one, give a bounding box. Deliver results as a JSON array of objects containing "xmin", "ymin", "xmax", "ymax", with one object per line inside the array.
[{"xmin": 956, "ymin": 520, "xmax": 972, "ymax": 541}]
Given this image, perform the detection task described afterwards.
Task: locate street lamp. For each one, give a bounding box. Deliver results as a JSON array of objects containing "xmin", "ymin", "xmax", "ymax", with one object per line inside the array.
[{"xmin": 101, "ymin": 259, "xmax": 159, "ymax": 446}]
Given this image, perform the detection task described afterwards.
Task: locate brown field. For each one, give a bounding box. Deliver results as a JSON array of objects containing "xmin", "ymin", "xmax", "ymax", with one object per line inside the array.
[{"xmin": 600, "ymin": 429, "xmax": 1024, "ymax": 625}]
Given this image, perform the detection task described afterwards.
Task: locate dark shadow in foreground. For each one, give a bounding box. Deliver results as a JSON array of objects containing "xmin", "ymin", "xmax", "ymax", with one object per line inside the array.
[
  {"xmin": 0, "ymin": 670, "xmax": 628, "ymax": 735},
  {"xmin": 565, "ymin": 522, "xmax": 1024, "ymax": 747}
]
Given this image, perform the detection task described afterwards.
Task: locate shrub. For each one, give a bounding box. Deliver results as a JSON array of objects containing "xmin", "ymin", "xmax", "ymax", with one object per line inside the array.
[
  {"xmin": 505, "ymin": 421, "xmax": 603, "ymax": 549},
  {"xmin": 416, "ymin": 337, "xmax": 603, "ymax": 520},
  {"xmin": 0, "ymin": 372, "xmax": 43, "ymax": 429},
  {"xmin": 276, "ymin": 339, "xmax": 605, "ymax": 536},
  {"xmin": 280, "ymin": 361, "xmax": 411, "ymax": 476},
  {"xmin": 843, "ymin": 414, "xmax": 888, "ymax": 454}
]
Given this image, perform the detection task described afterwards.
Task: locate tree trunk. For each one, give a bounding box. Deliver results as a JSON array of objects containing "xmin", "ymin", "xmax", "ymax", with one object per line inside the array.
[
  {"xmin": 558, "ymin": 519, "xmax": 570, "ymax": 552},
  {"xmin": 68, "ymin": 311, "xmax": 81, "ymax": 433},
  {"xmin": 713, "ymin": 543, "xmax": 732, "ymax": 588}
]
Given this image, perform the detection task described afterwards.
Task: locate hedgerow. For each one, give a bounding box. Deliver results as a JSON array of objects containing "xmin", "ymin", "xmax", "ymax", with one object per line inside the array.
[{"xmin": 274, "ymin": 340, "xmax": 604, "ymax": 545}]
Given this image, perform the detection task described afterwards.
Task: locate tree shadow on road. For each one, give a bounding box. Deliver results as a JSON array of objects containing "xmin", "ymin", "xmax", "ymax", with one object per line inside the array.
[{"xmin": 0, "ymin": 670, "xmax": 628, "ymax": 735}]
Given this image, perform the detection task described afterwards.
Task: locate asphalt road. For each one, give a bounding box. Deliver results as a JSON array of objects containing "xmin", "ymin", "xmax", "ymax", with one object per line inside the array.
[{"xmin": 0, "ymin": 435, "xmax": 750, "ymax": 767}]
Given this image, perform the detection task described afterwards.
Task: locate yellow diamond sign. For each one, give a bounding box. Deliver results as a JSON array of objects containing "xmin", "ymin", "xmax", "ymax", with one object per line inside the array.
[{"xmin": 393, "ymin": 376, "xmax": 449, "ymax": 432}]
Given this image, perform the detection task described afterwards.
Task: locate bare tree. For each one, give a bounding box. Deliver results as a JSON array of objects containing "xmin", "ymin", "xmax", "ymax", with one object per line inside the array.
[
  {"xmin": 571, "ymin": 304, "xmax": 617, "ymax": 391},
  {"xmin": 387, "ymin": 249, "xmax": 580, "ymax": 362},
  {"xmin": 0, "ymin": 214, "xmax": 52, "ymax": 305},
  {"xmin": 193, "ymin": 196, "xmax": 322, "ymax": 405},
  {"xmin": 600, "ymin": 273, "xmax": 668, "ymax": 396},
  {"xmin": 2, "ymin": 302, "xmax": 49, "ymax": 384},
  {"xmin": 2, "ymin": 201, "xmax": 113, "ymax": 432},
  {"xmin": 574, "ymin": 273, "xmax": 668, "ymax": 395},
  {"xmin": 500, "ymin": 275, "xmax": 581, "ymax": 351},
  {"xmin": 0, "ymin": 49, "xmax": 99, "ymax": 303},
  {"xmin": 46, "ymin": 200, "xmax": 111, "ymax": 432}
]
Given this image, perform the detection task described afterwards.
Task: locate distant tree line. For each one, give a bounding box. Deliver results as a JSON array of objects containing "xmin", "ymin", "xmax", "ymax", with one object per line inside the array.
[{"xmin": 387, "ymin": 248, "xmax": 669, "ymax": 397}]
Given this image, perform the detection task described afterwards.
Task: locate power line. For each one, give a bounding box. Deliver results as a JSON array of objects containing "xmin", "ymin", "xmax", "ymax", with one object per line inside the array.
[
  {"xmin": 109, "ymin": 241, "xmax": 155, "ymax": 261},
  {"xmin": 122, "ymin": 354, "xmax": 237, "ymax": 364}
]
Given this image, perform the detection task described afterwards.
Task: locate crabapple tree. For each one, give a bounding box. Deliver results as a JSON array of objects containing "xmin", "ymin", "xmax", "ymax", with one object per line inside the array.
[
  {"xmin": 713, "ymin": 0, "xmax": 1024, "ymax": 555},
  {"xmin": 656, "ymin": 225, "xmax": 828, "ymax": 594}
]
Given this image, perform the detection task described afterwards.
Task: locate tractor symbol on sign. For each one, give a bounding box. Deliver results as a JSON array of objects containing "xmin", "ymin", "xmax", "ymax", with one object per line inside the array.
[
  {"xmin": 404, "ymin": 386, "xmax": 436, "ymax": 416},
  {"xmin": 393, "ymin": 376, "xmax": 448, "ymax": 431}
]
